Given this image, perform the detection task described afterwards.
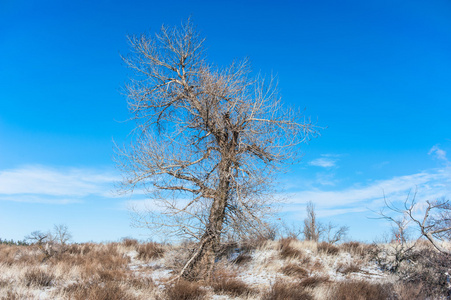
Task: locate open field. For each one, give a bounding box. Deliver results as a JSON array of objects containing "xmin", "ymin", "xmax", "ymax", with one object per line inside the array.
[{"xmin": 0, "ymin": 238, "xmax": 448, "ymax": 299}]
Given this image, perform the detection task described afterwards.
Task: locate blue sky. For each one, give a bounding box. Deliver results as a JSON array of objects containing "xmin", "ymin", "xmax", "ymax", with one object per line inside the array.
[{"xmin": 1, "ymin": 0, "xmax": 450, "ymax": 243}]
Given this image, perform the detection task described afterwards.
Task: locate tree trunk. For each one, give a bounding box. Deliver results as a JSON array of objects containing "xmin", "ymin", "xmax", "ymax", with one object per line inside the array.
[{"xmin": 179, "ymin": 160, "xmax": 231, "ymax": 280}]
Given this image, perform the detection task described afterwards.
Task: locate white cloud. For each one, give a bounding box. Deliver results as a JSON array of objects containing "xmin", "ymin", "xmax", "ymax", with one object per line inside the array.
[
  {"xmin": 429, "ymin": 145, "xmax": 448, "ymax": 163},
  {"xmin": 283, "ymin": 168, "xmax": 451, "ymax": 218},
  {"xmin": 309, "ymin": 157, "xmax": 337, "ymax": 168},
  {"xmin": 0, "ymin": 165, "xmax": 120, "ymax": 204}
]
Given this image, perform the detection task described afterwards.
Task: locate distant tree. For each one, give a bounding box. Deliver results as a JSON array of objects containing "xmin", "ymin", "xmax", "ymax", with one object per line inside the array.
[
  {"xmin": 52, "ymin": 224, "xmax": 72, "ymax": 245},
  {"xmin": 324, "ymin": 222, "xmax": 349, "ymax": 244},
  {"xmin": 25, "ymin": 231, "xmax": 50, "ymax": 245},
  {"xmin": 117, "ymin": 19, "xmax": 318, "ymax": 279},
  {"xmin": 303, "ymin": 201, "xmax": 321, "ymax": 242},
  {"xmin": 303, "ymin": 201, "xmax": 348, "ymax": 243}
]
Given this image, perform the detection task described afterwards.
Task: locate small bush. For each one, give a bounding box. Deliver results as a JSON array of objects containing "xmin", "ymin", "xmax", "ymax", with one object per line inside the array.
[
  {"xmin": 262, "ymin": 280, "xmax": 313, "ymax": 300},
  {"xmin": 137, "ymin": 242, "xmax": 165, "ymax": 260},
  {"xmin": 24, "ymin": 268, "xmax": 54, "ymax": 287},
  {"xmin": 280, "ymin": 263, "xmax": 309, "ymax": 278},
  {"xmin": 331, "ymin": 280, "xmax": 394, "ymax": 300},
  {"xmin": 165, "ymin": 280, "xmax": 207, "ymax": 300},
  {"xmin": 279, "ymin": 238, "xmax": 303, "ymax": 259},
  {"xmin": 317, "ymin": 242, "xmax": 339, "ymax": 255}
]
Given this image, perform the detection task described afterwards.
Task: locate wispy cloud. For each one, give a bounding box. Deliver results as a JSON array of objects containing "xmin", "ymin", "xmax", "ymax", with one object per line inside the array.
[
  {"xmin": 0, "ymin": 165, "xmax": 120, "ymax": 204},
  {"xmin": 429, "ymin": 145, "xmax": 449, "ymax": 163},
  {"xmin": 283, "ymin": 168, "xmax": 451, "ymax": 218},
  {"xmin": 308, "ymin": 154, "xmax": 340, "ymax": 168}
]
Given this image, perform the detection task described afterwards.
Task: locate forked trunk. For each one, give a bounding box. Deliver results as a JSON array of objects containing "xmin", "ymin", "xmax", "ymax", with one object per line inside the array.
[{"xmin": 179, "ymin": 161, "xmax": 231, "ymax": 280}]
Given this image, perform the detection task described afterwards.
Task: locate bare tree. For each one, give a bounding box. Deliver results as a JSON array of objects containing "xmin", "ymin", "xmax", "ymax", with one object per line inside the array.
[
  {"xmin": 324, "ymin": 222, "xmax": 349, "ymax": 244},
  {"xmin": 25, "ymin": 231, "xmax": 49, "ymax": 245},
  {"xmin": 52, "ymin": 224, "xmax": 72, "ymax": 245},
  {"xmin": 303, "ymin": 201, "xmax": 322, "ymax": 242},
  {"xmin": 302, "ymin": 201, "xmax": 347, "ymax": 243},
  {"xmin": 116, "ymin": 20, "xmax": 318, "ymax": 279},
  {"xmin": 376, "ymin": 191, "xmax": 451, "ymax": 255}
]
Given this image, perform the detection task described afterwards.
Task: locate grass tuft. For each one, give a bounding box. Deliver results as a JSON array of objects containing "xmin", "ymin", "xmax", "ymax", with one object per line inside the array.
[
  {"xmin": 280, "ymin": 263, "xmax": 309, "ymax": 278},
  {"xmin": 262, "ymin": 280, "xmax": 313, "ymax": 300},
  {"xmin": 137, "ymin": 242, "xmax": 165, "ymax": 261},
  {"xmin": 164, "ymin": 279, "xmax": 207, "ymax": 300},
  {"xmin": 331, "ymin": 280, "xmax": 393, "ymax": 300},
  {"xmin": 24, "ymin": 268, "xmax": 54, "ymax": 287},
  {"xmin": 317, "ymin": 242, "xmax": 339, "ymax": 255},
  {"xmin": 279, "ymin": 238, "xmax": 304, "ymax": 259}
]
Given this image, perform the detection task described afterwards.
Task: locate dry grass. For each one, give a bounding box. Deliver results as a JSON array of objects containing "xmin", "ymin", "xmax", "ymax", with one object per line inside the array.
[
  {"xmin": 232, "ymin": 253, "xmax": 253, "ymax": 265},
  {"xmin": 122, "ymin": 238, "xmax": 139, "ymax": 248},
  {"xmin": 336, "ymin": 262, "xmax": 361, "ymax": 274},
  {"xmin": 137, "ymin": 242, "xmax": 165, "ymax": 261},
  {"xmin": 280, "ymin": 263, "xmax": 309, "ymax": 278},
  {"xmin": 63, "ymin": 281, "xmax": 138, "ymax": 300},
  {"xmin": 317, "ymin": 242, "xmax": 339, "ymax": 255},
  {"xmin": 330, "ymin": 280, "xmax": 394, "ymax": 300},
  {"xmin": 300, "ymin": 275, "xmax": 329, "ymax": 288},
  {"xmin": 278, "ymin": 238, "xmax": 304, "ymax": 259},
  {"xmin": 24, "ymin": 268, "xmax": 54, "ymax": 287},
  {"xmin": 0, "ymin": 238, "xmax": 447, "ymax": 299},
  {"xmin": 209, "ymin": 267, "xmax": 254, "ymax": 297},
  {"xmin": 261, "ymin": 280, "xmax": 313, "ymax": 300},
  {"xmin": 164, "ymin": 279, "xmax": 207, "ymax": 300}
]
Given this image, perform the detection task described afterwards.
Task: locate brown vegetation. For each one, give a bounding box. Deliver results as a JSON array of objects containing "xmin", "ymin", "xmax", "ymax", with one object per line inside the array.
[
  {"xmin": 262, "ymin": 280, "xmax": 313, "ymax": 300},
  {"xmin": 330, "ymin": 280, "xmax": 394, "ymax": 300},
  {"xmin": 0, "ymin": 237, "xmax": 449, "ymax": 299},
  {"xmin": 278, "ymin": 238, "xmax": 304, "ymax": 259}
]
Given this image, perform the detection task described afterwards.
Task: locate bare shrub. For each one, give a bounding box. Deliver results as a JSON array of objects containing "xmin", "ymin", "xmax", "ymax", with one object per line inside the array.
[
  {"xmin": 395, "ymin": 247, "xmax": 451, "ymax": 298},
  {"xmin": 137, "ymin": 242, "xmax": 165, "ymax": 261},
  {"xmin": 24, "ymin": 268, "xmax": 54, "ymax": 287},
  {"xmin": 331, "ymin": 280, "xmax": 394, "ymax": 300},
  {"xmin": 280, "ymin": 263, "xmax": 308, "ymax": 278},
  {"xmin": 393, "ymin": 282, "xmax": 426, "ymax": 300},
  {"xmin": 279, "ymin": 238, "xmax": 303, "ymax": 259},
  {"xmin": 164, "ymin": 280, "xmax": 207, "ymax": 300},
  {"xmin": 262, "ymin": 280, "xmax": 313, "ymax": 300},
  {"xmin": 317, "ymin": 242, "xmax": 339, "ymax": 255}
]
